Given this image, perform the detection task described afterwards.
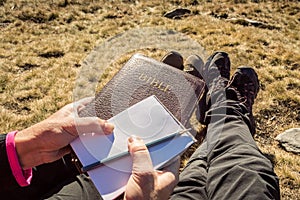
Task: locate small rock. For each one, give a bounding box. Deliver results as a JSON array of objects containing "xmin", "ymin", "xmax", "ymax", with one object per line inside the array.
[
  {"xmin": 17, "ymin": 63, "xmax": 40, "ymax": 71},
  {"xmin": 164, "ymin": 8, "xmax": 191, "ymax": 19},
  {"xmin": 38, "ymin": 50, "xmax": 65, "ymax": 58},
  {"xmin": 226, "ymin": 17, "xmax": 279, "ymax": 30},
  {"xmin": 275, "ymin": 128, "xmax": 300, "ymax": 154}
]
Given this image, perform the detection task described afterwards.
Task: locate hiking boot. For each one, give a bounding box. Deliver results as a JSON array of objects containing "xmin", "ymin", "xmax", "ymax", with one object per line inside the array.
[
  {"xmin": 186, "ymin": 52, "xmax": 231, "ymax": 125},
  {"xmin": 185, "ymin": 54, "xmax": 207, "ymax": 124},
  {"xmin": 185, "ymin": 54, "xmax": 204, "ymax": 79},
  {"xmin": 202, "ymin": 52, "xmax": 231, "ymax": 124},
  {"xmin": 203, "ymin": 51, "xmax": 231, "ymax": 87},
  {"xmin": 228, "ymin": 66, "xmax": 260, "ymax": 135},
  {"xmin": 161, "ymin": 51, "xmax": 184, "ymax": 70}
]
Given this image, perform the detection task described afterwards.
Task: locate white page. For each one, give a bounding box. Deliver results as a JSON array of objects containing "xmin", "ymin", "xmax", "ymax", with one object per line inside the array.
[{"xmin": 71, "ymin": 96, "xmax": 194, "ymax": 199}]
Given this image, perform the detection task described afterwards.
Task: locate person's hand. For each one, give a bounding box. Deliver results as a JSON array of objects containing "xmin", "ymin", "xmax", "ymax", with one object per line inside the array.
[
  {"xmin": 124, "ymin": 136, "xmax": 180, "ymax": 200},
  {"xmin": 14, "ymin": 97, "xmax": 114, "ymax": 169}
]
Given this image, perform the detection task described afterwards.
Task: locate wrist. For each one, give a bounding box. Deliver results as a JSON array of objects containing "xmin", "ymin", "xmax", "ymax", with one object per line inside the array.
[
  {"xmin": 14, "ymin": 127, "xmax": 39, "ymax": 169},
  {"xmin": 6, "ymin": 131, "xmax": 32, "ymax": 186}
]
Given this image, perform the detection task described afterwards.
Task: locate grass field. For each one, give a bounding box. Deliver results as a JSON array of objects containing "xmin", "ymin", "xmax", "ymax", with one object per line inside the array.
[{"xmin": 0, "ymin": 0, "xmax": 299, "ymax": 199}]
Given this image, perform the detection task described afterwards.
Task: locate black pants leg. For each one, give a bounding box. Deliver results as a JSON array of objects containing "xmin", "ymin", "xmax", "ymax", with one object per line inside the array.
[
  {"xmin": 2, "ymin": 154, "xmax": 101, "ymax": 200},
  {"xmin": 171, "ymin": 89, "xmax": 280, "ymax": 200},
  {"xmin": 42, "ymin": 174, "xmax": 102, "ymax": 200},
  {"xmin": 171, "ymin": 141, "xmax": 208, "ymax": 199}
]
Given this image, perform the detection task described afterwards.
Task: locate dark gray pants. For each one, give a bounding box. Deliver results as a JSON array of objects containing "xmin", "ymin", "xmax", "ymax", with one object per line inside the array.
[
  {"xmin": 1, "ymin": 154, "xmax": 102, "ymax": 200},
  {"xmin": 170, "ymin": 89, "xmax": 280, "ymax": 199}
]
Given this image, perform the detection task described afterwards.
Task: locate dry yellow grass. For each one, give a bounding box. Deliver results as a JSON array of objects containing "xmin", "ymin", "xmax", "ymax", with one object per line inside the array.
[{"xmin": 0, "ymin": 0, "xmax": 299, "ymax": 199}]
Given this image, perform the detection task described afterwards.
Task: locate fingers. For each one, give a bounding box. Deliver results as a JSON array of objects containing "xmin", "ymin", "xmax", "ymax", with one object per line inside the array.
[
  {"xmin": 125, "ymin": 137, "xmax": 178, "ymax": 200},
  {"xmin": 56, "ymin": 146, "xmax": 72, "ymax": 159},
  {"xmin": 128, "ymin": 136, "xmax": 153, "ymax": 173},
  {"xmin": 161, "ymin": 156, "xmax": 180, "ymax": 182},
  {"xmin": 157, "ymin": 157, "xmax": 180, "ymax": 189},
  {"xmin": 61, "ymin": 97, "xmax": 95, "ymax": 114},
  {"xmin": 44, "ymin": 147, "xmax": 71, "ymax": 165},
  {"xmin": 64, "ymin": 117, "xmax": 114, "ymax": 136},
  {"xmin": 73, "ymin": 97, "xmax": 95, "ymax": 112},
  {"xmin": 75, "ymin": 96, "xmax": 95, "ymax": 105},
  {"xmin": 72, "ymin": 97, "xmax": 114, "ymax": 135},
  {"xmin": 156, "ymin": 171, "xmax": 178, "ymax": 198},
  {"xmin": 43, "ymin": 146, "xmax": 71, "ymax": 164},
  {"xmin": 75, "ymin": 117, "xmax": 114, "ymax": 135}
]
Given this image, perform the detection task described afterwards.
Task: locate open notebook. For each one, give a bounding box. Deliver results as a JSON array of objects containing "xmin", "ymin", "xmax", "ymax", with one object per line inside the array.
[{"xmin": 71, "ymin": 95, "xmax": 195, "ymax": 199}]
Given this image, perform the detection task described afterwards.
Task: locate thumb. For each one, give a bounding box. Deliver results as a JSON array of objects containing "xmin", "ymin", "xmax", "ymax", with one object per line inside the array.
[
  {"xmin": 128, "ymin": 136, "xmax": 153, "ymax": 173},
  {"xmin": 156, "ymin": 158, "xmax": 180, "ymax": 193},
  {"xmin": 64, "ymin": 117, "xmax": 114, "ymax": 136}
]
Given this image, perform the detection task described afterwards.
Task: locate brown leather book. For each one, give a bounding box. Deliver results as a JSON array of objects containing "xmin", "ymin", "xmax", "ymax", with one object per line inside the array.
[{"xmin": 79, "ymin": 53, "xmax": 205, "ymax": 126}]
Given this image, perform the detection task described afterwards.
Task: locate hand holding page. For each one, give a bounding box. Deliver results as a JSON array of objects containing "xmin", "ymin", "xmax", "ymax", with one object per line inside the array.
[
  {"xmin": 81, "ymin": 128, "xmax": 192, "ymax": 172},
  {"xmin": 71, "ymin": 95, "xmax": 196, "ymax": 199}
]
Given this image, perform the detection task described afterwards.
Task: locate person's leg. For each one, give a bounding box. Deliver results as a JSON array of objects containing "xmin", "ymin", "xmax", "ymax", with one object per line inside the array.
[
  {"xmin": 170, "ymin": 141, "xmax": 208, "ymax": 200},
  {"xmin": 171, "ymin": 52, "xmax": 280, "ymax": 199},
  {"xmin": 42, "ymin": 174, "xmax": 102, "ymax": 200},
  {"xmin": 204, "ymin": 65, "xmax": 280, "ymax": 199},
  {"xmin": 171, "ymin": 52, "xmax": 230, "ymax": 200},
  {"xmin": 3, "ymin": 155, "xmax": 80, "ymax": 200},
  {"xmin": 205, "ymin": 100, "xmax": 280, "ymax": 199},
  {"xmin": 170, "ymin": 53, "xmax": 210, "ymax": 200}
]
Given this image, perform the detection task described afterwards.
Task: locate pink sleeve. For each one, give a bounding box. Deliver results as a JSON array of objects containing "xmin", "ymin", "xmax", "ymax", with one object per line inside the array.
[{"xmin": 6, "ymin": 131, "xmax": 32, "ymax": 187}]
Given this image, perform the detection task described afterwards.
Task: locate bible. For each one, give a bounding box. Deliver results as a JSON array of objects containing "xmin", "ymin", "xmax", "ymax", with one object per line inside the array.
[{"xmin": 79, "ymin": 53, "xmax": 205, "ymax": 126}]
